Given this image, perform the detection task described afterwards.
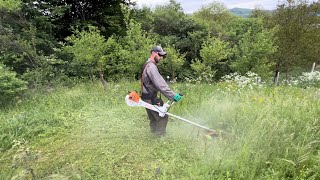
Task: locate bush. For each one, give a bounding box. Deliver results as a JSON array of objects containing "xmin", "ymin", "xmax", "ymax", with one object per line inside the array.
[
  {"xmin": 221, "ymin": 71, "xmax": 264, "ymax": 88},
  {"xmin": 0, "ymin": 63, "xmax": 27, "ymax": 105},
  {"xmin": 21, "ymin": 55, "xmax": 70, "ymax": 88},
  {"xmin": 290, "ymin": 71, "xmax": 320, "ymax": 88}
]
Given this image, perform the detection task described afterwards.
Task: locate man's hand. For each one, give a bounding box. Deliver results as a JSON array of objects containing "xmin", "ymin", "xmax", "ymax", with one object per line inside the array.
[{"xmin": 173, "ymin": 93, "xmax": 183, "ymax": 102}]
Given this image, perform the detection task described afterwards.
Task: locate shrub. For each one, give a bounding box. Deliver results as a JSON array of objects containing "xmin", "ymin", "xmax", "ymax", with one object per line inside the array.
[
  {"xmin": 0, "ymin": 63, "xmax": 27, "ymax": 105},
  {"xmin": 21, "ymin": 55, "xmax": 69, "ymax": 88},
  {"xmin": 221, "ymin": 71, "xmax": 264, "ymax": 89},
  {"xmin": 291, "ymin": 71, "xmax": 320, "ymax": 88}
]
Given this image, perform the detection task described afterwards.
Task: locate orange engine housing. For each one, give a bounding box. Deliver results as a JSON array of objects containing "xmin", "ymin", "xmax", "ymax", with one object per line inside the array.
[{"xmin": 128, "ymin": 91, "xmax": 140, "ymax": 103}]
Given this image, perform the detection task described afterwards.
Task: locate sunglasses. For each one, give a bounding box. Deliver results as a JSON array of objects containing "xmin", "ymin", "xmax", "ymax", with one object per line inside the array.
[{"xmin": 156, "ymin": 52, "xmax": 166, "ymax": 57}]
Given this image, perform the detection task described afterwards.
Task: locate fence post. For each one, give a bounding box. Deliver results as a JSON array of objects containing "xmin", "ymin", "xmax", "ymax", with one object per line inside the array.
[
  {"xmin": 311, "ymin": 62, "xmax": 316, "ymax": 72},
  {"xmin": 275, "ymin": 71, "xmax": 280, "ymax": 85}
]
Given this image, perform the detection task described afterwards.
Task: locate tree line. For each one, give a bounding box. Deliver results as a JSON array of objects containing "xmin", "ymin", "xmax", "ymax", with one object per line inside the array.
[{"xmin": 0, "ymin": 0, "xmax": 319, "ymax": 104}]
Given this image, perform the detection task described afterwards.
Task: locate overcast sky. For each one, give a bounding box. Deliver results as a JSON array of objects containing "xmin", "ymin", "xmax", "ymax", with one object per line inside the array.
[{"xmin": 132, "ymin": 0, "xmax": 311, "ymax": 13}]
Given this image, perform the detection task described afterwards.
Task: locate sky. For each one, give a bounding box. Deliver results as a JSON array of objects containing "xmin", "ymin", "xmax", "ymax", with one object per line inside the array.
[{"xmin": 132, "ymin": 0, "xmax": 311, "ymax": 13}]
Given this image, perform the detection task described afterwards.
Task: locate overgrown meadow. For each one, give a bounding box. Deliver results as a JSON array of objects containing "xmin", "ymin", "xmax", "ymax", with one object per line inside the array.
[{"xmin": 0, "ymin": 81, "xmax": 319, "ymax": 179}]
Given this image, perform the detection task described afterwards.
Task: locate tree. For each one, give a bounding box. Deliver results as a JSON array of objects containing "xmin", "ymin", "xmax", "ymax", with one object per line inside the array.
[
  {"xmin": 152, "ymin": 0, "xmax": 185, "ymax": 36},
  {"xmin": 152, "ymin": 0, "xmax": 208, "ymax": 63},
  {"xmin": 250, "ymin": 8, "xmax": 272, "ymax": 18},
  {"xmin": 119, "ymin": 20, "xmax": 154, "ymax": 79},
  {"xmin": 192, "ymin": 1, "xmax": 235, "ymax": 35},
  {"xmin": 225, "ymin": 17, "xmax": 265, "ymax": 44},
  {"xmin": 272, "ymin": 0, "xmax": 320, "ymax": 79},
  {"xmin": 231, "ymin": 28, "xmax": 277, "ymax": 79},
  {"xmin": 0, "ymin": 2, "xmax": 45, "ymax": 75},
  {"xmin": 63, "ymin": 26, "xmax": 108, "ymax": 87},
  {"xmin": 190, "ymin": 58, "xmax": 213, "ymax": 82},
  {"xmin": 198, "ymin": 36, "xmax": 234, "ymax": 80},
  {"xmin": 29, "ymin": 0, "xmax": 133, "ymax": 40},
  {"xmin": 103, "ymin": 20, "xmax": 154, "ymax": 80},
  {"xmin": 130, "ymin": 6, "xmax": 154, "ymax": 32}
]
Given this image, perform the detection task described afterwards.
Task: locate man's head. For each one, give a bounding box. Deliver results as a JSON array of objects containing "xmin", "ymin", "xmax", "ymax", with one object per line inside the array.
[{"xmin": 150, "ymin": 46, "xmax": 166, "ymax": 63}]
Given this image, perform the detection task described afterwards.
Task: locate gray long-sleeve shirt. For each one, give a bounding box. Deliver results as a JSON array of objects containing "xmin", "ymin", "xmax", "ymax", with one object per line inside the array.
[{"xmin": 142, "ymin": 59, "xmax": 176, "ymax": 101}]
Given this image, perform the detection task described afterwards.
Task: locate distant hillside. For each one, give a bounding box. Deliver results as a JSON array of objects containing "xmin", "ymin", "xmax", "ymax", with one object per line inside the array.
[
  {"xmin": 229, "ymin": 8, "xmax": 274, "ymax": 18},
  {"xmin": 229, "ymin": 8, "xmax": 253, "ymax": 17}
]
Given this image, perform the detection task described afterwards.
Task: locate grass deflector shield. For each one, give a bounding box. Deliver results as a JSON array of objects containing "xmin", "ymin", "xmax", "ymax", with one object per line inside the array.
[{"xmin": 125, "ymin": 91, "xmax": 218, "ymax": 138}]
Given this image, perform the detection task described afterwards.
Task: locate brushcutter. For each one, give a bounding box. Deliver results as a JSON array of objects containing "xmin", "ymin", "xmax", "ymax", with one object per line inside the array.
[{"xmin": 125, "ymin": 91, "xmax": 218, "ymax": 138}]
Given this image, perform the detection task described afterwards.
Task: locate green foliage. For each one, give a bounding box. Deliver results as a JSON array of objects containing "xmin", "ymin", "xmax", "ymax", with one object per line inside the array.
[
  {"xmin": 192, "ymin": 1, "xmax": 235, "ymax": 34},
  {"xmin": 21, "ymin": 1, "xmax": 57, "ymax": 55},
  {"xmin": 182, "ymin": 30, "xmax": 210, "ymax": 62},
  {"xmin": 175, "ymin": 25, "xmax": 209, "ymax": 62},
  {"xmin": 21, "ymin": 55, "xmax": 68, "ymax": 87},
  {"xmin": 231, "ymin": 27, "xmax": 277, "ymax": 79},
  {"xmin": 130, "ymin": 6, "xmax": 154, "ymax": 32},
  {"xmin": 223, "ymin": 18, "xmax": 277, "ymax": 79},
  {"xmin": 226, "ymin": 17, "xmax": 265, "ymax": 42},
  {"xmin": 190, "ymin": 59, "xmax": 206, "ymax": 76},
  {"xmin": 104, "ymin": 35, "xmax": 128, "ymax": 80},
  {"xmin": 0, "ymin": 0, "xmax": 21, "ymax": 11},
  {"xmin": 152, "ymin": 0, "xmax": 185, "ymax": 36},
  {"xmin": 119, "ymin": 20, "xmax": 153, "ymax": 78},
  {"xmin": 42, "ymin": 0, "xmax": 131, "ymax": 40},
  {"xmin": 0, "ymin": 21, "xmax": 41, "ymax": 74},
  {"xmin": 152, "ymin": 0, "xmax": 207, "ymax": 62},
  {"xmin": 201, "ymin": 36, "xmax": 233, "ymax": 65},
  {"xmin": 190, "ymin": 59, "xmax": 214, "ymax": 83},
  {"xmin": 272, "ymin": 1, "xmax": 320, "ymax": 75},
  {"xmin": 64, "ymin": 26, "xmax": 106, "ymax": 65},
  {"xmin": 0, "ymin": 0, "xmax": 318, "ymax": 92},
  {"xmin": 198, "ymin": 36, "xmax": 234, "ymax": 80},
  {"xmin": 63, "ymin": 26, "xmax": 107, "ymax": 77},
  {"xmin": 0, "ymin": 63, "xmax": 27, "ymax": 105},
  {"xmin": 250, "ymin": 8, "xmax": 273, "ymax": 19},
  {"xmin": 0, "ymin": 8, "xmax": 58, "ymax": 87},
  {"xmin": 158, "ymin": 45, "xmax": 185, "ymax": 80},
  {"xmin": 101, "ymin": 20, "xmax": 153, "ymax": 80}
]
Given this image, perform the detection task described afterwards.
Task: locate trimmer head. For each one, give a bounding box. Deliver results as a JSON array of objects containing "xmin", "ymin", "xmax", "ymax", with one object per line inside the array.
[{"xmin": 204, "ymin": 130, "xmax": 219, "ymax": 140}]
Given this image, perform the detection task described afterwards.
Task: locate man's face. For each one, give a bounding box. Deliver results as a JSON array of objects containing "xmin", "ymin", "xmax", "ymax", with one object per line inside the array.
[{"xmin": 154, "ymin": 53, "xmax": 162, "ymax": 63}]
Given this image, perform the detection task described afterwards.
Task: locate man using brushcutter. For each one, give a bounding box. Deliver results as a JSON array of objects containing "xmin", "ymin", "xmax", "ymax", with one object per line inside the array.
[{"xmin": 140, "ymin": 46, "xmax": 183, "ymax": 136}]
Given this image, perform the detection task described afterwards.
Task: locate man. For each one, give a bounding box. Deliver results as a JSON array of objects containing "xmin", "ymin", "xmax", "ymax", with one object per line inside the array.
[{"xmin": 141, "ymin": 45, "xmax": 182, "ymax": 137}]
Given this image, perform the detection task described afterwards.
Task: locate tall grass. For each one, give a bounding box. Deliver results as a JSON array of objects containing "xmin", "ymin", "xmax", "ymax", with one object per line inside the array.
[
  {"xmin": 0, "ymin": 81, "xmax": 319, "ymax": 179},
  {"xmin": 176, "ymin": 84, "xmax": 320, "ymax": 179}
]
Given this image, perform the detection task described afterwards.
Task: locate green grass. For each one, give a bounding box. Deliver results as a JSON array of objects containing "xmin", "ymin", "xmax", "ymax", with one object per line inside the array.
[{"xmin": 0, "ymin": 81, "xmax": 319, "ymax": 179}]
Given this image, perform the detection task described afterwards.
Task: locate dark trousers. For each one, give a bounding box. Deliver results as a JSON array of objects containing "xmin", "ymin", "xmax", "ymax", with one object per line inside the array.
[{"xmin": 143, "ymin": 99, "xmax": 168, "ymax": 136}]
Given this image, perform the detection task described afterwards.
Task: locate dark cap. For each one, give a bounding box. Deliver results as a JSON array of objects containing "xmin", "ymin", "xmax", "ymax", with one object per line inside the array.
[{"xmin": 151, "ymin": 46, "xmax": 167, "ymax": 56}]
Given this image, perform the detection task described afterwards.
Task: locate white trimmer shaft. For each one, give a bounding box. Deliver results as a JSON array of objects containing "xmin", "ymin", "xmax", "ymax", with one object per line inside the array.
[{"xmin": 125, "ymin": 91, "xmax": 217, "ymax": 134}]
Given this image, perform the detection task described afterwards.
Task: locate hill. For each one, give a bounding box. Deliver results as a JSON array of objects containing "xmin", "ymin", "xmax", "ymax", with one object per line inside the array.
[{"xmin": 229, "ymin": 8, "xmax": 253, "ymax": 17}]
